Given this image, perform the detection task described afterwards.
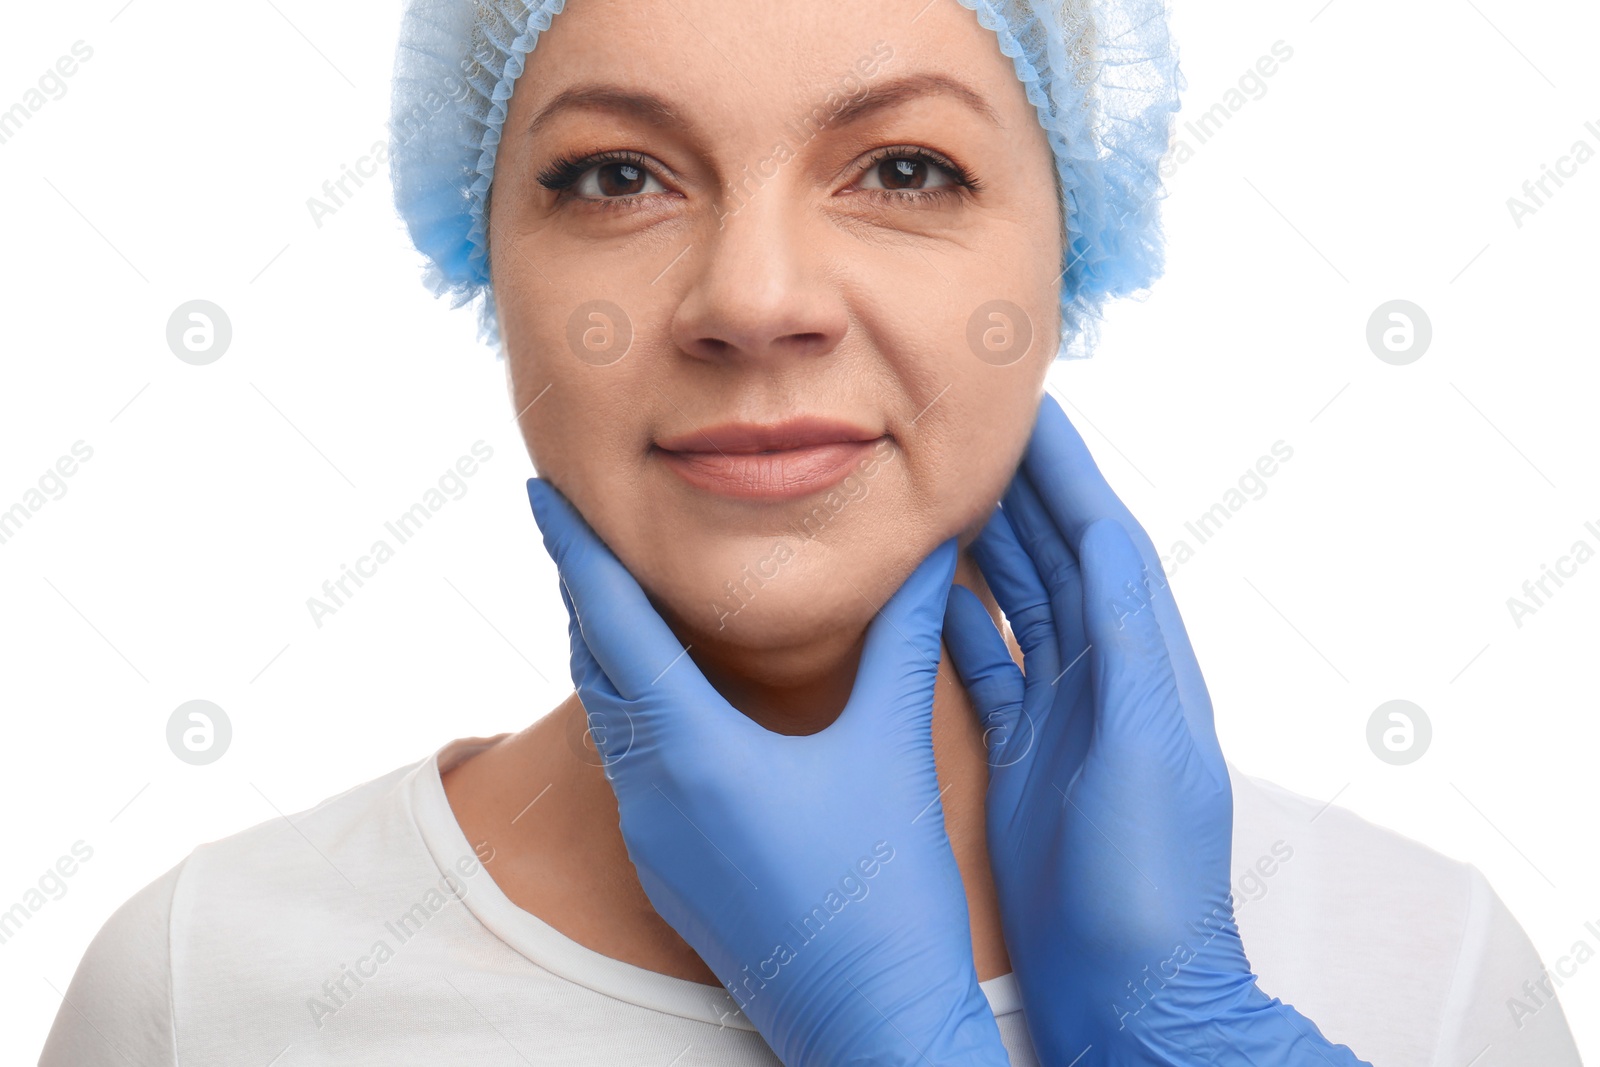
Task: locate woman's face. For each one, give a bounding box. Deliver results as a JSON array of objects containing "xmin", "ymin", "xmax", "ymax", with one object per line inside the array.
[{"xmin": 492, "ymin": 0, "xmax": 1062, "ymax": 662}]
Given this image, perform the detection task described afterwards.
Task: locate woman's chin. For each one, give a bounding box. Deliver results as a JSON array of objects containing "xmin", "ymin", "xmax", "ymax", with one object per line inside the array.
[{"xmin": 640, "ymin": 546, "xmax": 900, "ymax": 657}]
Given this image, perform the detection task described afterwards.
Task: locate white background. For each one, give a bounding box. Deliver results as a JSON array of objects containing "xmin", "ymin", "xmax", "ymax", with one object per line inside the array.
[{"xmin": 2, "ymin": 0, "xmax": 1596, "ymax": 1059}]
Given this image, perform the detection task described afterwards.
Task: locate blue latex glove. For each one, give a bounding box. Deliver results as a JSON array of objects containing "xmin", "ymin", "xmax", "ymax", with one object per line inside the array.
[
  {"xmin": 942, "ymin": 395, "xmax": 1371, "ymax": 1065},
  {"xmin": 526, "ymin": 477, "xmax": 1010, "ymax": 1067}
]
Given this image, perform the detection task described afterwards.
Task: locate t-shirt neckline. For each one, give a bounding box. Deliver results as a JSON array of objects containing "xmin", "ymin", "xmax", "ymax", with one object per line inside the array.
[{"xmin": 408, "ymin": 734, "xmax": 1022, "ymax": 1030}]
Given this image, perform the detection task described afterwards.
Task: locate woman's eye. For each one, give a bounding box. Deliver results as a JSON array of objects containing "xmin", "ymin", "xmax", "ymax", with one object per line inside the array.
[
  {"xmin": 573, "ymin": 160, "xmax": 668, "ymax": 198},
  {"xmin": 855, "ymin": 154, "xmax": 958, "ymax": 193}
]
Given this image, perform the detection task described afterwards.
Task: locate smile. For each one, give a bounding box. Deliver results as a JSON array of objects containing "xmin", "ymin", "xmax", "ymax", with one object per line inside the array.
[{"xmin": 653, "ymin": 418, "xmax": 886, "ymax": 501}]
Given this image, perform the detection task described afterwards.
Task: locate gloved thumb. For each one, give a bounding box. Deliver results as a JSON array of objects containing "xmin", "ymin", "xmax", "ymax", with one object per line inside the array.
[
  {"xmin": 526, "ymin": 477, "xmax": 718, "ymax": 708},
  {"xmin": 838, "ymin": 538, "xmax": 959, "ymax": 735}
]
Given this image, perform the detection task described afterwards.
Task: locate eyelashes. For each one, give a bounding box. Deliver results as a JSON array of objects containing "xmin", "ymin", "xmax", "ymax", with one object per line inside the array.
[
  {"xmin": 537, "ymin": 149, "xmax": 663, "ymax": 195},
  {"xmin": 535, "ymin": 145, "xmax": 982, "ymax": 211},
  {"xmin": 850, "ymin": 145, "xmax": 984, "ymax": 199}
]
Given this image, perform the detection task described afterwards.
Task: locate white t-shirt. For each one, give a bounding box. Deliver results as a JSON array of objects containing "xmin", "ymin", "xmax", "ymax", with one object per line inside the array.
[{"xmin": 39, "ymin": 735, "xmax": 1583, "ymax": 1066}]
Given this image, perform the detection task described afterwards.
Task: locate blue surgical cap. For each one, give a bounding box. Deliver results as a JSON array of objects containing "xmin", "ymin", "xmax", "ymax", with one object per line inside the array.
[{"xmin": 389, "ymin": 0, "xmax": 1182, "ymax": 358}]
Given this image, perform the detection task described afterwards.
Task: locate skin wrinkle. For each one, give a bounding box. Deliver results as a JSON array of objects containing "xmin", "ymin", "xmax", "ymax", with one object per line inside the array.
[
  {"xmin": 525, "ymin": 72, "xmax": 1006, "ymax": 144},
  {"xmin": 445, "ymin": 0, "xmax": 1064, "ymax": 989}
]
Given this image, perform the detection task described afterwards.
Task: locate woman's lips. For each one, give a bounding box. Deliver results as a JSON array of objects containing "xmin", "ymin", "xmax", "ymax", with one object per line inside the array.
[
  {"xmin": 656, "ymin": 441, "xmax": 881, "ymax": 500},
  {"xmin": 654, "ymin": 418, "xmax": 884, "ymax": 501}
]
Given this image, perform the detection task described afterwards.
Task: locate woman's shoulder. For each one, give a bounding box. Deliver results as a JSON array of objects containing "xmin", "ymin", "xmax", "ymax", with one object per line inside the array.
[
  {"xmin": 39, "ymin": 748, "xmax": 453, "ymax": 1065},
  {"xmin": 1229, "ymin": 765, "xmax": 1473, "ymax": 887},
  {"xmin": 1227, "ymin": 765, "xmax": 1583, "ymax": 1066},
  {"xmin": 169, "ymin": 751, "xmax": 455, "ymax": 945},
  {"xmin": 1227, "ymin": 763, "xmax": 1486, "ymax": 970},
  {"xmin": 39, "ymin": 857, "xmax": 183, "ymax": 1066},
  {"xmin": 1227, "ymin": 763, "xmax": 1498, "ymax": 954}
]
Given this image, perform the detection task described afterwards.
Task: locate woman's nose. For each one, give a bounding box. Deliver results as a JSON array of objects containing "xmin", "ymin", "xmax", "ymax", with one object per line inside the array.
[{"xmin": 669, "ymin": 193, "xmax": 849, "ymax": 366}]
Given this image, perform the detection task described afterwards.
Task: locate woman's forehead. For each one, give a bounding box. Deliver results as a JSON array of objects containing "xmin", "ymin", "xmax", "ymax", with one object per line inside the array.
[
  {"xmin": 515, "ymin": 0, "xmax": 1027, "ymax": 117},
  {"xmin": 529, "ymin": 0, "xmax": 999, "ymax": 53}
]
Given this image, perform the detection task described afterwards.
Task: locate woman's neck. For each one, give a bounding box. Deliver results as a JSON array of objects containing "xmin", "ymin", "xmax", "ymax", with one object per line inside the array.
[{"xmin": 440, "ymin": 546, "xmax": 1015, "ymax": 986}]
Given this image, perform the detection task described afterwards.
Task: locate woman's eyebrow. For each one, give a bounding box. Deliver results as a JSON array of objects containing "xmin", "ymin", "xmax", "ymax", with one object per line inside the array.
[
  {"xmin": 828, "ymin": 73, "xmax": 1002, "ymax": 129},
  {"xmin": 526, "ymin": 86, "xmax": 687, "ymax": 138},
  {"xmin": 525, "ymin": 72, "xmax": 1001, "ymax": 140}
]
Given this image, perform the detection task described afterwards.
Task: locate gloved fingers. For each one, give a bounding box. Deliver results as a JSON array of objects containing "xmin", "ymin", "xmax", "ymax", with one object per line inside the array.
[
  {"xmin": 1001, "ymin": 472, "xmax": 1083, "ymax": 601},
  {"xmin": 556, "ymin": 578, "xmax": 637, "ymax": 776},
  {"xmin": 527, "ymin": 478, "xmax": 720, "ymax": 707},
  {"xmin": 1024, "ymin": 394, "xmax": 1221, "ymax": 757},
  {"xmin": 1000, "ymin": 472, "xmax": 1090, "ymax": 668},
  {"xmin": 1078, "ymin": 517, "xmax": 1195, "ymax": 766},
  {"xmin": 978, "ymin": 482, "xmax": 1095, "ymax": 789},
  {"xmin": 970, "ymin": 505, "xmax": 1059, "ymax": 670},
  {"xmin": 942, "ymin": 585, "xmax": 1027, "ymax": 766},
  {"xmin": 839, "ymin": 538, "xmax": 959, "ymax": 734},
  {"xmin": 556, "ymin": 578, "xmax": 606, "ymax": 693}
]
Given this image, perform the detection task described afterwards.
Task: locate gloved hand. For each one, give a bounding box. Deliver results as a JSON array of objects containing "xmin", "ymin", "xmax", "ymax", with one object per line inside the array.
[
  {"xmin": 526, "ymin": 478, "xmax": 1010, "ymax": 1067},
  {"xmin": 942, "ymin": 395, "xmax": 1371, "ymax": 1065}
]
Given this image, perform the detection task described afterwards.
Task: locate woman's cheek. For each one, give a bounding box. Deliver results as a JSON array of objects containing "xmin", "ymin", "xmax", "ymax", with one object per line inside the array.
[{"xmin": 936, "ymin": 367, "xmax": 1047, "ymax": 526}]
